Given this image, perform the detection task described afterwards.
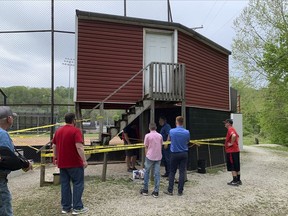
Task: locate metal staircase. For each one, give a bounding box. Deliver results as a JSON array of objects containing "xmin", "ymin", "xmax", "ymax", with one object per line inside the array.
[
  {"xmin": 88, "ymin": 62, "xmax": 185, "ymax": 145},
  {"xmin": 105, "ymin": 99, "xmax": 152, "ymax": 142}
]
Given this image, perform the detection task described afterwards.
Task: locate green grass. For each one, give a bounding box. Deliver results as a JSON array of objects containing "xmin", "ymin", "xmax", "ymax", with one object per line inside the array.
[{"xmin": 243, "ymin": 135, "xmax": 270, "ymax": 146}]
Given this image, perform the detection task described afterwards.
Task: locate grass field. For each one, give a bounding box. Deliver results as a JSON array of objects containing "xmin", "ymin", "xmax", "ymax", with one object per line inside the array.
[{"xmin": 243, "ymin": 135, "xmax": 270, "ymax": 146}]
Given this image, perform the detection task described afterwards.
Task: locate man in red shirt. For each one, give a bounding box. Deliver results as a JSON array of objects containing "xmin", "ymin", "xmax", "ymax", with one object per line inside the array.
[
  {"xmin": 52, "ymin": 113, "xmax": 88, "ymax": 215},
  {"xmin": 224, "ymin": 119, "xmax": 242, "ymax": 186}
]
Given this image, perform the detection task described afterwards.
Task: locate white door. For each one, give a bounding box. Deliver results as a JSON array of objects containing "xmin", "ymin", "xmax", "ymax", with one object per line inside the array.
[{"xmin": 144, "ymin": 32, "xmax": 173, "ymax": 94}]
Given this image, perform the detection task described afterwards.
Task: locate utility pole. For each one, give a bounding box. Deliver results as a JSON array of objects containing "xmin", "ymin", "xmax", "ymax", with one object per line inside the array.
[
  {"xmin": 124, "ymin": 0, "xmax": 127, "ymax": 16},
  {"xmin": 167, "ymin": 0, "xmax": 173, "ymax": 22},
  {"xmin": 50, "ymin": 0, "xmax": 55, "ymax": 141},
  {"xmin": 62, "ymin": 58, "xmax": 75, "ymax": 112}
]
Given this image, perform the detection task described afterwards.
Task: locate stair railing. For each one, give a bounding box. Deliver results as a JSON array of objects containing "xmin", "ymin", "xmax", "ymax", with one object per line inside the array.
[
  {"xmin": 89, "ymin": 62, "xmax": 185, "ymax": 113},
  {"xmin": 147, "ymin": 62, "xmax": 185, "ymax": 101},
  {"xmin": 89, "ymin": 64, "xmax": 151, "ymax": 114}
]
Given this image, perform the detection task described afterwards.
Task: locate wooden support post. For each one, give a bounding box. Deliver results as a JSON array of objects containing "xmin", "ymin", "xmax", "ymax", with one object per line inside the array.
[
  {"xmin": 40, "ymin": 151, "xmax": 46, "ymax": 187},
  {"xmin": 98, "ymin": 103, "xmax": 108, "ymax": 181},
  {"xmin": 208, "ymin": 144, "xmax": 212, "ymax": 168},
  {"xmin": 181, "ymin": 100, "xmax": 186, "ymax": 127},
  {"xmin": 149, "ymin": 100, "xmax": 155, "ymax": 182},
  {"xmin": 101, "ymin": 152, "xmax": 108, "ymax": 182},
  {"xmin": 99, "ymin": 103, "xmax": 104, "ymax": 142},
  {"xmin": 150, "ymin": 100, "xmax": 155, "ymax": 124},
  {"xmin": 75, "ymin": 102, "xmax": 83, "ymax": 130},
  {"xmin": 139, "ymin": 113, "xmax": 146, "ymax": 168}
]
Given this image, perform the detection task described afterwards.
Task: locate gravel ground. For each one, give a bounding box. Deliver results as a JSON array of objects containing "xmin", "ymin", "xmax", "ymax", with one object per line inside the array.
[{"xmin": 8, "ymin": 145, "xmax": 288, "ymax": 216}]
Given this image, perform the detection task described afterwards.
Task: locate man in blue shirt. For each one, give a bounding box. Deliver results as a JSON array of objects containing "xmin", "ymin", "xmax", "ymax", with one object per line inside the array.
[
  {"xmin": 0, "ymin": 106, "xmax": 32, "ymax": 216},
  {"xmin": 164, "ymin": 116, "xmax": 190, "ymax": 196},
  {"xmin": 159, "ymin": 116, "xmax": 171, "ymax": 177}
]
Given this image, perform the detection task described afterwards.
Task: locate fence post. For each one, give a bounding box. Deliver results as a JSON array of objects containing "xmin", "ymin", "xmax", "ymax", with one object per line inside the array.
[
  {"xmin": 149, "ymin": 63, "xmax": 154, "ymax": 99},
  {"xmin": 40, "ymin": 151, "xmax": 46, "ymax": 187},
  {"xmin": 101, "ymin": 153, "xmax": 108, "ymax": 182}
]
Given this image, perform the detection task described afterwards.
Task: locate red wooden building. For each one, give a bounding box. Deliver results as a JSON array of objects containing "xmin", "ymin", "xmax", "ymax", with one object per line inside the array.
[{"xmin": 75, "ymin": 10, "xmax": 234, "ymax": 169}]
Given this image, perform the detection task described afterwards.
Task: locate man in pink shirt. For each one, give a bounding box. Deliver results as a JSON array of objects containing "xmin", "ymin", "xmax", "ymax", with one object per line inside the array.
[{"xmin": 140, "ymin": 123, "xmax": 163, "ymax": 198}]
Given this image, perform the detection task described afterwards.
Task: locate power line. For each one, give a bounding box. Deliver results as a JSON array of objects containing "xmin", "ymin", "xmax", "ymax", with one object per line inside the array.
[
  {"xmin": 202, "ymin": 0, "xmax": 217, "ymax": 26},
  {"xmin": 211, "ymin": 8, "xmax": 242, "ymax": 35},
  {"xmin": 204, "ymin": 0, "xmax": 228, "ymax": 33}
]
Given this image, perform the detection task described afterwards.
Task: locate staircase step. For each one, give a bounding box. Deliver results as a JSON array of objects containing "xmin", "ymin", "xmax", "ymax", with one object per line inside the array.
[
  {"xmin": 135, "ymin": 101, "xmax": 144, "ymax": 107},
  {"xmin": 120, "ymin": 120, "xmax": 127, "ymax": 129},
  {"xmin": 127, "ymin": 107, "xmax": 136, "ymax": 114},
  {"xmin": 122, "ymin": 113, "xmax": 128, "ymax": 121},
  {"xmin": 107, "ymin": 126, "xmax": 120, "ymax": 138},
  {"xmin": 101, "ymin": 133, "xmax": 111, "ymax": 145},
  {"xmin": 90, "ymin": 140, "xmax": 101, "ymax": 145},
  {"xmin": 114, "ymin": 120, "xmax": 120, "ymax": 128}
]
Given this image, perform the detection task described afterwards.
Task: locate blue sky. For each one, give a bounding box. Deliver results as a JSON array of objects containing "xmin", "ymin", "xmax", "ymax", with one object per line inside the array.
[{"xmin": 0, "ymin": 0, "xmax": 249, "ymax": 88}]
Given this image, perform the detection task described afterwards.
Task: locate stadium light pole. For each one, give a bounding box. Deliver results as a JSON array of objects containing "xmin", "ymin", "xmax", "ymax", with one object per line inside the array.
[
  {"xmin": 50, "ymin": 0, "xmax": 55, "ymax": 141},
  {"xmin": 62, "ymin": 58, "xmax": 74, "ymax": 112}
]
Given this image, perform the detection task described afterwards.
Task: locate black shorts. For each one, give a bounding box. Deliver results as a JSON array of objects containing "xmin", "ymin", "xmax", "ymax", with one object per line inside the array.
[
  {"xmin": 226, "ymin": 152, "xmax": 240, "ymax": 172},
  {"xmin": 125, "ymin": 149, "xmax": 138, "ymax": 157}
]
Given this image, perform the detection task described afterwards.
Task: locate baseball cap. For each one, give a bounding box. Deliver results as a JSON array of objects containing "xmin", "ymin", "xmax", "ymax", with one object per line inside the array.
[
  {"xmin": 223, "ymin": 119, "xmax": 233, "ymax": 125},
  {"xmin": 0, "ymin": 106, "xmax": 17, "ymax": 119}
]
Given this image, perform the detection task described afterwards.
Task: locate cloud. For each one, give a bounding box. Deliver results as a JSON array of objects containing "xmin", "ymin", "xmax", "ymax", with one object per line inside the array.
[{"xmin": 0, "ymin": 0, "xmax": 248, "ymax": 88}]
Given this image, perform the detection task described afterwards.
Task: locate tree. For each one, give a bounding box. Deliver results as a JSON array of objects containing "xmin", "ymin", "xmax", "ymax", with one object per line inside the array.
[
  {"xmin": 232, "ymin": 0, "xmax": 288, "ymax": 84},
  {"xmin": 230, "ymin": 77, "xmax": 264, "ymax": 136},
  {"xmin": 259, "ymin": 31, "xmax": 288, "ymax": 144},
  {"xmin": 232, "ymin": 0, "xmax": 288, "ymax": 144}
]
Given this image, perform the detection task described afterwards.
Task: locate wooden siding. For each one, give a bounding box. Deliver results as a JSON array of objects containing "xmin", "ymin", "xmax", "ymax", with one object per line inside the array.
[
  {"xmin": 76, "ymin": 19, "xmax": 143, "ymax": 104},
  {"xmin": 178, "ymin": 32, "xmax": 230, "ymax": 111}
]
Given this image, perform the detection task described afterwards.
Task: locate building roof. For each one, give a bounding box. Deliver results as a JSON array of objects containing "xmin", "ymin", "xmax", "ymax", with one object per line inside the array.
[{"xmin": 76, "ymin": 10, "xmax": 231, "ymax": 56}]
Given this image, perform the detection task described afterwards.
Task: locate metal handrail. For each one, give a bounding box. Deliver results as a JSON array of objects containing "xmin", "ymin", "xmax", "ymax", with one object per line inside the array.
[
  {"xmin": 89, "ymin": 61, "xmax": 185, "ymax": 113},
  {"xmin": 90, "ymin": 64, "xmax": 150, "ymax": 112}
]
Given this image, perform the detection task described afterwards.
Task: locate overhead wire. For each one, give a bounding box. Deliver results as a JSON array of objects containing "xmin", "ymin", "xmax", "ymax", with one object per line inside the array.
[
  {"xmin": 204, "ymin": 0, "xmax": 228, "ymax": 33},
  {"xmin": 202, "ymin": 0, "xmax": 218, "ymax": 27},
  {"xmin": 211, "ymin": 6, "xmax": 244, "ymax": 36}
]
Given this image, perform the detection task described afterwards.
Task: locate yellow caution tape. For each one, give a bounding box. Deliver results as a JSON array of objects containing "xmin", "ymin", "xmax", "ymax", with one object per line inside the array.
[
  {"xmin": 8, "ymin": 118, "xmax": 92, "ymax": 134},
  {"xmin": 9, "ymin": 123, "xmax": 64, "ymax": 134},
  {"xmin": 40, "ymin": 137, "xmax": 226, "ymax": 158}
]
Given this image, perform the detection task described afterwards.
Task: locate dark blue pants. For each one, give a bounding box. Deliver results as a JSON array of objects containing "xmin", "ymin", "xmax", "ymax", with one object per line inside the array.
[
  {"xmin": 60, "ymin": 167, "xmax": 84, "ymax": 211},
  {"xmin": 168, "ymin": 152, "xmax": 188, "ymax": 194},
  {"xmin": 0, "ymin": 178, "xmax": 12, "ymax": 216},
  {"xmin": 162, "ymin": 147, "xmax": 170, "ymax": 175}
]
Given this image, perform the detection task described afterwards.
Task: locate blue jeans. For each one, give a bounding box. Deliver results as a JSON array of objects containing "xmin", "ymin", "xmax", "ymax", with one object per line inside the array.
[
  {"xmin": 0, "ymin": 178, "xmax": 13, "ymax": 216},
  {"xmin": 60, "ymin": 167, "xmax": 84, "ymax": 211},
  {"xmin": 143, "ymin": 158, "xmax": 161, "ymax": 193},
  {"xmin": 162, "ymin": 147, "xmax": 170, "ymax": 175},
  {"xmin": 168, "ymin": 152, "xmax": 188, "ymax": 194}
]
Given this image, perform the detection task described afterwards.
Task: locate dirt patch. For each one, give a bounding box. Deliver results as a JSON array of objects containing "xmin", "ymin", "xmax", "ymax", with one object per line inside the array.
[
  {"xmin": 8, "ymin": 145, "xmax": 288, "ymax": 216},
  {"xmin": 11, "ymin": 135, "xmax": 123, "ymax": 146}
]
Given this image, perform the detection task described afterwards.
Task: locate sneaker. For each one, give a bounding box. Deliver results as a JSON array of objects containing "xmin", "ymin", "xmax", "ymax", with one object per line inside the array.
[
  {"xmin": 161, "ymin": 173, "xmax": 169, "ymax": 177},
  {"xmin": 140, "ymin": 188, "xmax": 148, "ymax": 196},
  {"xmin": 227, "ymin": 180, "xmax": 239, "ymax": 186},
  {"xmin": 151, "ymin": 191, "xmax": 159, "ymax": 198},
  {"xmin": 175, "ymin": 179, "xmax": 188, "ymax": 184},
  {"xmin": 72, "ymin": 207, "xmax": 89, "ymax": 215},
  {"xmin": 178, "ymin": 192, "xmax": 183, "ymax": 196},
  {"xmin": 163, "ymin": 190, "xmax": 173, "ymax": 196},
  {"xmin": 237, "ymin": 180, "xmax": 242, "ymax": 185},
  {"xmin": 61, "ymin": 209, "xmax": 71, "ymax": 214}
]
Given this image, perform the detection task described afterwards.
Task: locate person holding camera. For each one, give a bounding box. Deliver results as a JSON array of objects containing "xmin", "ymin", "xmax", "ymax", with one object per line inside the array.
[{"xmin": 0, "ymin": 106, "xmax": 33, "ymax": 216}]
